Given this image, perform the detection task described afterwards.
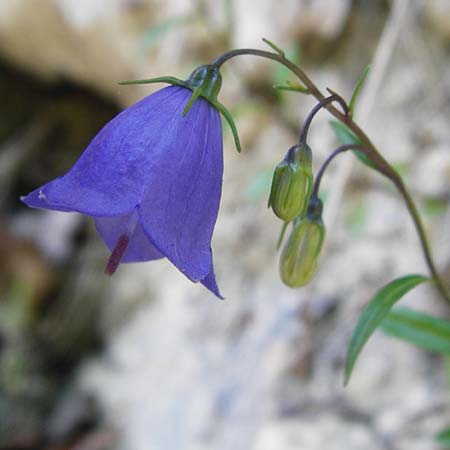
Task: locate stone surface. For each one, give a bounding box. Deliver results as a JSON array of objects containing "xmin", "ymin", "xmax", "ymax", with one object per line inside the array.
[
  {"xmin": 425, "ymin": 0, "xmax": 450, "ymax": 40},
  {"xmin": 0, "ymin": 0, "xmax": 351, "ymax": 106}
]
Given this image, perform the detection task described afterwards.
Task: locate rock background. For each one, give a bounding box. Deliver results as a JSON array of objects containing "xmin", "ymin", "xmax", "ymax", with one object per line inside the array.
[{"xmin": 1, "ymin": 1, "xmax": 450, "ymax": 450}]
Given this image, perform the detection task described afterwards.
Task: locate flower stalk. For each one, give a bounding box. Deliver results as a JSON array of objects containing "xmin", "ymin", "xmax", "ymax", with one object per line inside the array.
[
  {"xmin": 211, "ymin": 44, "xmax": 450, "ymax": 304},
  {"xmin": 298, "ymin": 95, "xmax": 349, "ymax": 145},
  {"xmin": 311, "ymin": 144, "xmax": 365, "ymax": 199}
]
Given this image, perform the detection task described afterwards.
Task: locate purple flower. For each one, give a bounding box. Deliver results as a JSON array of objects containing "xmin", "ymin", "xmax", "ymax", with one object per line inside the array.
[{"xmin": 21, "ymin": 84, "xmax": 225, "ymax": 298}]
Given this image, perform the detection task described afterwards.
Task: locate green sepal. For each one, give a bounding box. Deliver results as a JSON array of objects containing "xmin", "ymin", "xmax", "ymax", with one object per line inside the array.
[
  {"xmin": 119, "ymin": 76, "xmax": 185, "ymax": 87},
  {"xmin": 182, "ymin": 87, "xmax": 202, "ymax": 117},
  {"xmin": 276, "ymin": 222, "xmax": 289, "ymax": 251},
  {"xmin": 210, "ymin": 99, "xmax": 241, "ymax": 153}
]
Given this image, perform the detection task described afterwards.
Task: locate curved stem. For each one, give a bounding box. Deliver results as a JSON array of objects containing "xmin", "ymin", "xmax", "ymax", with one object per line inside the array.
[
  {"xmin": 212, "ymin": 48, "xmax": 328, "ymax": 103},
  {"xmin": 312, "ymin": 144, "xmax": 364, "ymax": 198},
  {"xmin": 391, "ymin": 176, "xmax": 450, "ymax": 302},
  {"xmin": 299, "ymin": 95, "xmax": 349, "ymax": 144},
  {"xmin": 212, "ymin": 47, "xmax": 450, "ymax": 304}
]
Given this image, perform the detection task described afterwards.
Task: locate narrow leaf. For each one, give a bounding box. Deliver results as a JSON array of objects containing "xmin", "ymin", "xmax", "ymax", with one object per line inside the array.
[
  {"xmin": 345, "ymin": 274, "xmax": 429, "ymax": 385},
  {"xmin": 381, "ymin": 307, "xmax": 450, "ymax": 355},
  {"xmin": 329, "ymin": 120, "xmax": 375, "ymax": 170},
  {"xmin": 329, "ymin": 120, "xmax": 360, "ymax": 144},
  {"xmin": 271, "ymin": 44, "xmax": 301, "ymax": 93},
  {"xmin": 262, "ymin": 37, "xmax": 285, "ymax": 56},
  {"xmin": 348, "ymin": 65, "xmax": 370, "ymax": 117},
  {"xmin": 274, "ymin": 81, "xmax": 309, "ymax": 94}
]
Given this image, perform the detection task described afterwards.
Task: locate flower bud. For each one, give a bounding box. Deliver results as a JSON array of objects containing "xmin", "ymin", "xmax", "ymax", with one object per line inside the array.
[
  {"xmin": 268, "ymin": 144, "xmax": 313, "ymax": 222},
  {"xmin": 280, "ymin": 197, "xmax": 325, "ymax": 287}
]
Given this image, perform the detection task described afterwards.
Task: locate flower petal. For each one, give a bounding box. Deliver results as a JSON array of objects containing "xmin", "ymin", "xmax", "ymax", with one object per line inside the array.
[
  {"xmin": 95, "ymin": 214, "xmax": 163, "ymax": 262},
  {"xmin": 200, "ymin": 260, "xmax": 224, "ymax": 299},
  {"xmin": 138, "ymin": 98, "xmax": 223, "ymax": 282},
  {"xmin": 21, "ymin": 86, "xmax": 191, "ymax": 216}
]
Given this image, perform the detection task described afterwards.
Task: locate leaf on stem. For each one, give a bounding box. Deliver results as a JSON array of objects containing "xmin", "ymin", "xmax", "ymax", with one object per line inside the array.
[
  {"xmin": 381, "ymin": 307, "xmax": 450, "ymax": 355},
  {"xmin": 274, "ymin": 80, "xmax": 309, "ymax": 94},
  {"xmin": 329, "ymin": 120, "xmax": 375, "ymax": 170},
  {"xmin": 262, "ymin": 37, "xmax": 285, "ymax": 56},
  {"xmin": 348, "ymin": 65, "xmax": 370, "ymax": 118},
  {"xmin": 344, "ymin": 274, "xmax": 429, "ymax": 385},
  {"xmin": 271, "ymin": 44, "xmax": 301, "ymax": 96}
]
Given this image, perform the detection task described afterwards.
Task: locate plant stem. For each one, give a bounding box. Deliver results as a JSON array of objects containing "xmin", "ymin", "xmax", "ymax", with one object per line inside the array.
[
  {"xmin": 312, "ymin": 144, "xmax": 364, "ymax": 198},
  {"xmin": 299, "ymin": 95, "xmax": 348, "ymax": 145},
  {"xmin": 212, "ymin": 48, "xmax": 450, "ymax": 304}
]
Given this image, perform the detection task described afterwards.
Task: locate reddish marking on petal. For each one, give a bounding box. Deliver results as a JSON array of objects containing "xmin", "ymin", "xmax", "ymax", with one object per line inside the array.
[{"xmin": 104, "ymin": 234, "xmax": 130, "ymax": 276}]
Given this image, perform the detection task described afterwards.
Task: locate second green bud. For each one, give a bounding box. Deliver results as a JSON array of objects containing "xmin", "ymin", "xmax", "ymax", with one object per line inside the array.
[
  {"xmin": 280, "ymin": 197, "xmax": 325, "ymax": 288},
  {"xmin": 268, "ymin": 143, "xmax": 313, "ymax": 222}
]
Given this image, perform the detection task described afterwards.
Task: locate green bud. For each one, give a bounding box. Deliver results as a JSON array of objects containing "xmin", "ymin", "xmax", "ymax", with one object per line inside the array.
[
  {"xmin": 268, "ymin": 144, "xmax": 313, "ymax": 222},
  {"xmin": 279, "ymin": 197, "xmax": 325, "ymax": 287}
]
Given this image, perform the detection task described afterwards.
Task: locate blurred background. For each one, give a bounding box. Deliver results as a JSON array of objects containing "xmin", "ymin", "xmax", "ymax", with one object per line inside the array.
[{"xmin": 1, "ymin": 0, "xmax": 450, "ymax": 449}]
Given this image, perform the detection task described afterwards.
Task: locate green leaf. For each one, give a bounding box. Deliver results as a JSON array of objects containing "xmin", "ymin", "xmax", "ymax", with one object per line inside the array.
[
  {"xmin": 348, "ymin": 65, "xmax": 370, "ymax": 118},
  {"xmin": 437, "ymin": 427, "xmax": 450, "ymax": 447},
  {"xmin": 271, "ymin": 44, "xmax": 301, "ymax": 92},
  {"xmin": 329, "ymin": 120, "xmax": 360, "ymax": 144},
  {"xmin": 273, "ymin": 80, "xmax": 309, "ymax": 94},
  {"xmin": 381, "ymin": 307, "xmax": 450, "ymax": 355},
  {"xmin": 345, "ymin": 274, "xmax": 429, "ymax": 385},
  {"xmin": 262, "ymin": 37, "xmax": 285, "ymax": 56},
  {"xmin": 329, "ymin": 120, "xmax": 376, "ymax": 170}
]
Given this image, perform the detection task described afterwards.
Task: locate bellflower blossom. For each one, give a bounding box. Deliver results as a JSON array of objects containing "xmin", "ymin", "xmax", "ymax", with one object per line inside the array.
[{"xmin": 21, "ymin": 65, "xmax": 239, "ymax": 299}]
